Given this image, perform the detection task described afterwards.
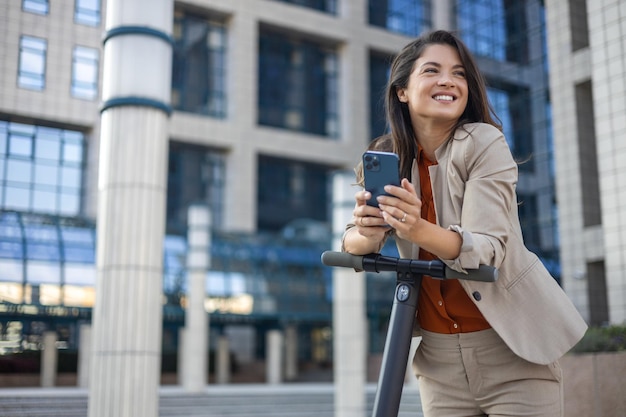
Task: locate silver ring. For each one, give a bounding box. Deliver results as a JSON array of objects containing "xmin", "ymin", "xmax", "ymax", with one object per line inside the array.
[{"xmin": 401, "ymin": 212, "xmax": 407, "ymax": 223}]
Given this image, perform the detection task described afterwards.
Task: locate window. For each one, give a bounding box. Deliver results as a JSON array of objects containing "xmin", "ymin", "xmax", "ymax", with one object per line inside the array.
[
  {"xmin": 271, "ymin": 0, "xmax": 337, "ymax": 14},
  {"xmin": 0, "ymin": 121, "xmax": 84, "ymax": 216},
  {"xmin": 457, "ymin": 0, "xmax": 528, "ymax": 64},
  {"xmin": 171, "ymin": 11, "xmax": 227, "ymax": 118},
  {"xmin": 74, "ymin": 0, "xmax": 101, "ymax": 26},
  {"xmin": 18, "ymin": 36, "xmax": 47, "ymax": 91},
  {"xmin": 258, "ymin": 30, "xmax": 339, "ymax": 137},
  {"xmin": 71, "ymin": 46, "xmax": 99, "ymax": 100},
  {"xmin": 166, "ymin": 142, "xmax": 225, "ymax": 235},
  {"xmin": 369, "ymin": 0, "xmax": 431, "ymax": 37},
  {"xmin": 257, "ymin": 156, "xmax": 330, "ymax": 232},
  {"xmin": 369, "ymin": 52, "xmax": 392, "ymax": 139},
  {"xmin": 23, "ymin": 0, "xmax": 49, "ymax": 14},
  {"xmin": 487, "ymin": 84, "xmax": 533, "ymax": 171}
]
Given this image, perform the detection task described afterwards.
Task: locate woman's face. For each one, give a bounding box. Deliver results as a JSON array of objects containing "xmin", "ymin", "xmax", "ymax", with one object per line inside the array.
[{"xmin": 396, "ymin": 43, "xmax": 469, "ymax": 127}]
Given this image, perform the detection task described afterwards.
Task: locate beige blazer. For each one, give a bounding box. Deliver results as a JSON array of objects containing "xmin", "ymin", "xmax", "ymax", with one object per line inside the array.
[{"xmin": 395, "ymin": 123, "xmax": 587, "ymax": 365}]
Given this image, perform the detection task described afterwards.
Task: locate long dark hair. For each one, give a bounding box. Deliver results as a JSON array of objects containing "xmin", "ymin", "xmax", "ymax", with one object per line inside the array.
[{"xmin": 385, "ymin": 30, "xmax": 501, "ymax": 179}]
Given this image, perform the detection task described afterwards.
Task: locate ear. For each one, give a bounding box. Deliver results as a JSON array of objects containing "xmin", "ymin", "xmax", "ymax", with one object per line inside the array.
[{"xmin": 396, "ymin": 87, "xmax": 408, "ymax": 103}]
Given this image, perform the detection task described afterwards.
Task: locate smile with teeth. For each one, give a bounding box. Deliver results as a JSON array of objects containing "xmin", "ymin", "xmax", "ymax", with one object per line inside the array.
[{"xmin": 433, "ymin": 95, "xmax": 455, "ymax": 101}]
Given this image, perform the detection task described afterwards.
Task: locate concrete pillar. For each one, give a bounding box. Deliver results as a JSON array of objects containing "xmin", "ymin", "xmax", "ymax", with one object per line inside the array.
[
  {"xmin": 284, "ymin": 325, "xmax": 298, "ymax": 381},
  {"xmin": 216, "ymin": 335, "xmax": 230, "ymax": 384},
  {"xmin": 431, "ymin": 0, "xmax": 454, "ymax": 30},
  {"xmin": 41, "ymin": 331, "xmax": 57, "ymax": 388},
  {"xmin": 77, "ymin": 324, "xmax": 91, "ymax": 388},
  {"xmin": 266, "ymin": 330, "xmax": 283, "ymax": 384},
  {"xmin": 88, "ymin": 1, "xmax": 173, "ymax": 416},
  {"xmin": 331, "ymin": 171, "xmax": 367, "ymax": 417},
  {"xmin": 177, "ymin": 327, "xmax": 186, "ymax": 385},
  {"xmin": 181, "ymin": 205, "xmax": 211, "ymax": 391}
]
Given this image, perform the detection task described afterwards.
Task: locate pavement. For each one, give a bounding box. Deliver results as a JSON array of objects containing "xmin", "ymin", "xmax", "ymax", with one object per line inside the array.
[{"xmin": 0, "ymin": 383, "xmax": 424, "ymax": 417}]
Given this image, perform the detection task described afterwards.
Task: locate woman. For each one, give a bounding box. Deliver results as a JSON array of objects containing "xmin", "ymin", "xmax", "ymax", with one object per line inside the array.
[{"xmin": 342, "ymin": 30, "xmax": 587, "ymax": 417}]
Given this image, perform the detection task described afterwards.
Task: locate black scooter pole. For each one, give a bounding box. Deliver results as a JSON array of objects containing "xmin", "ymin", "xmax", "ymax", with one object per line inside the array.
[
  {"xmin": 321, "ymin": 251, "xmax": 498, "ymax": 417},
  {"xmin": 371, "ymin": 271, "xmax": 421, "ymax": 417}
]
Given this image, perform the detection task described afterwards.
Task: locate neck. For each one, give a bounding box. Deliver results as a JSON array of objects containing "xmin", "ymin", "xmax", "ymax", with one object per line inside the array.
[{"xmin": 413, "ymin": 118, "xmax": 456, "ymax": 159}]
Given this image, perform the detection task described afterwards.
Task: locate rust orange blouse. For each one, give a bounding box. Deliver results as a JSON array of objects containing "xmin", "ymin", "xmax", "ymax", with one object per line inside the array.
[{"xmin": 416, "ymin": 146, "xmax": 491, "ymax": 334}]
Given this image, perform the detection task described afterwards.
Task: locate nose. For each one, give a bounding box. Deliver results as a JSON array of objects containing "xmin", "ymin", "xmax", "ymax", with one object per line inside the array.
[{"xmin": 437, "ymin": 72, "xmax": 455, "ymax": 87}]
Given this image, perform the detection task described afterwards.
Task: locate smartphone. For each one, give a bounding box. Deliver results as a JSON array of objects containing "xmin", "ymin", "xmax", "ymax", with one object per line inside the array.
[{"xmin": 362, "ymin": 151, "xmax": 400, "ymax": 207}]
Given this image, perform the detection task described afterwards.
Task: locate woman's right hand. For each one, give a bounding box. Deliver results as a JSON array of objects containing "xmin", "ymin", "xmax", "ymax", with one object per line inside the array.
[{"xmin": 343, "ymin": 190, "xmax": 390, "ymax": 255}]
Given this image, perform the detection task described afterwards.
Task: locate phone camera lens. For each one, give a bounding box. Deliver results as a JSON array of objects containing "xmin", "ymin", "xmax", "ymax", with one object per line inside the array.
[
  {"xmin": 372, "ymin": 160, "xmax": 379, "ymax": 167},
  {"xmin": 364, "ymin": 155, "xmax": 372, "ymax": 162}
]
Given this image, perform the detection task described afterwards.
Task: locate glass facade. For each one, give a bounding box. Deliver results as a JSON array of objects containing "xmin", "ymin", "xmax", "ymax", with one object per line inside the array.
[
  {"xmin": 0, "ymin": 211, "xmax": 95, "ymax": 307},
  {"xmin": 457, "ymin": 0, "xmax": 528, "ymax": 64},
  {"xmin": 487, "ymin": 85, "xmax": 533, "ymax": 170},
  {"xmin": 166, "ymin": 142, "xmax": 225, "ymax": 235},
  {"xmin": 369, "ymin": 52, "xmax": 393, "ymax": 140},
  {"xmin": 0, "ymin": 121, "xmax": 84, "ymax": 216},
  {"xmin": 258, "ymin": 30, "xmax": 339, "ymax": 137},
  {"xmin": 369, "ymin": 0, "xmax": 432, "ymax": 37},
  {"xmin": 257, "ymin": 155, "xmax": 331, "ymax": 233},
  {"xmin": 172, "ymin": 10, "xmax": 227, "ymax": 118},
  {"xmin": 0, "ymin": 211, "xmax": 330, "ymax": 347},
  {"xmin": 18, "ymin": 36, "xmax": 47, "ymax": 91}
]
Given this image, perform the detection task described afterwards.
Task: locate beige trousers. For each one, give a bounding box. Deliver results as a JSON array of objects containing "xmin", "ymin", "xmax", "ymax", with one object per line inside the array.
[{"xmin": 412, "ymin": 328, "xmax": 563, "ymax": 417}]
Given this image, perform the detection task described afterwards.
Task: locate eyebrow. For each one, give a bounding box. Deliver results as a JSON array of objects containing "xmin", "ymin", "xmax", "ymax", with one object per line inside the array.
[{"xmin": 420, "ymin": 61, "xmax": 465, "ymax": 69}]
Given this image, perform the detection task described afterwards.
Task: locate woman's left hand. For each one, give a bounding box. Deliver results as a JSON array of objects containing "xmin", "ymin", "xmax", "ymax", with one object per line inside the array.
[{"xmin": 377, "ymin": 178, "xmax": 422, "ymax": 241}]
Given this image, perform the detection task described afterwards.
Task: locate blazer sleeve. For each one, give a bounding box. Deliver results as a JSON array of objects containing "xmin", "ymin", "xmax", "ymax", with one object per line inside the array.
[{"xmin": 441, "ymin": 123, "xmax": 519, "ymax": 272}]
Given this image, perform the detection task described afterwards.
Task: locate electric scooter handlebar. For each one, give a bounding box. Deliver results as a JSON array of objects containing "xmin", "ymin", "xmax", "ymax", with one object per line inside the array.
[{"xmin": 321, "ymin": 251, "xmax": 498, "ymax": 283}]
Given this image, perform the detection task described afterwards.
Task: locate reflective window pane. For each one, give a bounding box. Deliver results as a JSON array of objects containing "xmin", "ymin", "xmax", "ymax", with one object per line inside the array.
[
  {"xmin": 71, "ymin": 46, "xmax": 99, "ymax": 100},
  {"xmin": 18, "ymin": 36, "xmax": 47, "ymax": 90},
  {"xmin": 23, "ymin": 0, "xmax": 49, "ymax": 14},
  {"xmin": 34, "ymin": 164, "xmax": 59, "ymax": 186},
  {"xmin": 4, "ymin": 187, "xmax": 30, "ymax": 210},
  {"xmin": 27, "ymin": 261, "xmax": 60, "ymax": 284},
  {"xmin": 9, "ymin": 134, "xmax": 33, "ymax": 157},
  {"xmin": 258, "ymin": 31, "xmax": 339, "ymax": 137},
  {"xmin": 59, "ymin": 194, "xmax": 80, "ymax": 215},
  {"xmin": 64, "ymin": 263, "xmax": 95, "ymax": 286},
  {"xmin": 171, "ymin": 11, "xmax": 227, "ymax": 118},
  {"xmin": 369, "ymin": 0, "xmax": 431, "ymax": 37},
  {"xmin": 75, "ymin": 0, "xmax": 101, "ymax": 26},
  {"xmin": 35, "ymin": 138, "xmax": 61, "ymax": 161},
  {"xmin": 32, "ymin": 189, "xmax": 57, "ymax": 213},
  {"xmin": 0, "ymin": 282, "xmax": 24, "ymax": 303},
  {"xmin": 270, "ymin": 0, "xmax": 336, "ymax": 13}
]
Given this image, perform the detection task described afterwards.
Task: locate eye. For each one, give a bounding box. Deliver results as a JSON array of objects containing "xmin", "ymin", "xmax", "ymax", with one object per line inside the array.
[{"xmin": 423, "ymin": 67, "xmax": 438, "ymax": 74}]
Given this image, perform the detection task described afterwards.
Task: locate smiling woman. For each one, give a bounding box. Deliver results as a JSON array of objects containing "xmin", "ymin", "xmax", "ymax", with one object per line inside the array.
[{"xmin": 341, "ymin": 29, "xmax": 587, "ymax": 417}]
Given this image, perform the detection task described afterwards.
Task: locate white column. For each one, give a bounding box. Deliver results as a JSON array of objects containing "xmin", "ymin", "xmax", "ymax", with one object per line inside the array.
[
  {"xmin": 77, "ymin": 324, "xmax": 91, "ymax": 388},
  {"xmin": 266, "ymin": 330, "xmax": 283, "ymax": 384},
  {"xmin": 182, "ymin": 205, "xmax": 211, "ymax": 391},
  {"xmin": 431, "ymin": 0, "xmax": 454, "ymax": 30},
  {"xmin": 284, "ymin": 325, "xmax": 298, "ymax": 381},
  {"xmin": 216, "ymin": 335, "xmax": 230, "ymax": 384},
  {"xmin": 89, "ymin": 1, "xmax": 173, "ymax": 416},
  {"xmin": 332, "ymin": 171, "xmax": 366, "ymax": 417},
  {"xmin": 41, "ymin": 331, "xmax": 57, "ymax": 388}
]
